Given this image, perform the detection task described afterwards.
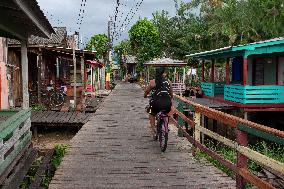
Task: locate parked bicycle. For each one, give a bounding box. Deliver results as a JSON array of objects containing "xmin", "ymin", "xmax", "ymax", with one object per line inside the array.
[{"xmin": 29, "ymin": 81, "xmax": 66, "ymax": 109}]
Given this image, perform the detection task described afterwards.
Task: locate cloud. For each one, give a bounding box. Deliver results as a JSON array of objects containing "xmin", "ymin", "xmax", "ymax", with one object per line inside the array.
[{"xmin": 37, "ymin": 0, "xmax": 190, "ymax": 45}]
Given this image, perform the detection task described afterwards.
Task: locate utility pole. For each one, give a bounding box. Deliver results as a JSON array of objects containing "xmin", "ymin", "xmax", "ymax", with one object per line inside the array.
[
  {"xmin": 106, "ymin": 16, "xmax": 113, "ymax": 90},
  {"xmin": 73, "ymin": 31, "xmax": 79, "ymax": 109}
]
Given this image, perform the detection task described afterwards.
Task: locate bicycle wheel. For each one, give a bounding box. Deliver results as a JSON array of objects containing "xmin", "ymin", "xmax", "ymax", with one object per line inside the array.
[
  {"xmin": 50, "ymin": 92, "xmax": 64, "ymax": 107},
  {"xmin": 158, "ymin": 119, "xmax": 168, "ymax": 152}
]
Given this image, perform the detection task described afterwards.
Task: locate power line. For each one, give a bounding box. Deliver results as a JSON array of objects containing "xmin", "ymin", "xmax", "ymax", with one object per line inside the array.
[
  {"xmin": 112, "ymin": 0, "xmax": 121, "ymax": 42},
  {"xmin": 113, "ymin": 0, "xmax": 139, "ymax": 39},
  {"xmin": 42, "ymin": 9, "xmax": 63, "ymax": 26},
  {"xmin": 114, "ymin": 0, "xmax": 144, "ymax": 42},
  {"xmin": 76, "ymin": 0, "xmax": 87, "ymax": 31}
]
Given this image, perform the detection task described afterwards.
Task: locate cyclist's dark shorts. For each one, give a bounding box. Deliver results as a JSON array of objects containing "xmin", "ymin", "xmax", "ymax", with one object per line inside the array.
[{"xmin": 149, "ymin": 97, "xmax": 171, "ymax": 116}]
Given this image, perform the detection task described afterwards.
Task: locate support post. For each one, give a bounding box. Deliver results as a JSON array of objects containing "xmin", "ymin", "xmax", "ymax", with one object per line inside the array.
[
  {"xmin": 21, "ymin": 41, "xmax": 29, "ymax": 109},
  {"xmin": 174, "ymin": 67, "xmax": 177, "ymax": 83},
  {"xmin": 201, "ymin": 115, "xmax": 205, "ymax": 144},
  {"xmin": 177, "ymin": 103, "xmax": 185, "ymax": 137},
  {"xmin": 243, "ymin": 58, "xmax": 248, "ymax": 85},
  {"xmin": 211, "ymin": 59, "xmax": 215, "ymax": 82},
  {"xmin": 226, "ymin": 58, "xmax": 230, "ymax": 84},
  {"xmin": 236, "ymin": 128, "xmax": 248, "ymax": 189},
  {"xmin": 147, "ymin": 67, "xmax": 150, "ymax": 84},
  {"xmin": 73, "ymin": 34, "xmax": 77, "ymax": 109},
  {"xmin": 183, "ymin": 67, "xmax": 186, "ymax": 84},
  {"xmin": 81, "ymin": 56, "xmax": 85, "ymax": 111},
  {"xmin": 202, "ymin": 60, "xmax": 205, "ymax": 82},
  {"xmin": 56, "ymin": 57, "xmax": 59, "ymax": 78},
  {"xmin": 193, "ymin": 112, "xmax": 201, "ymax": 155},
  {"xmin": 37, "ymin": 51, "xmax": 42, "ymax": 103}
]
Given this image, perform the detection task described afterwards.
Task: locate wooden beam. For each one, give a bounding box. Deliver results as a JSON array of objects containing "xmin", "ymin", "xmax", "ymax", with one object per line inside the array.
[
  {"xmin": 211, "ymin": 60, "xmax": 215, "ymax": 82},
  {"xmin": 202, "ymin": 60, "xmax": 205, "ymax": 82},
  {"xmin": 243, "ymin": 58, "xmax": 248, "ymax": 85},
  {"xmin": 226, "ymin": 58, "xmax": 230, "ymax": 84},
  {"xmin": 81, "ymin": 56, "xmax": 85, "ymax": 111},
  {"xmin": 37, "ymin": 50, "xmax": 42, "ymax": 104},
  {"xmin": 196, "ymin": 125, "xmax": 284, "ymax": 175},
  {"xmin": 73, "ymin": 35, "xmax": 77, "ymax": 109},
  {"xmin": 21, "ymin": 41, "xmax": 29, "ymax": 109}
]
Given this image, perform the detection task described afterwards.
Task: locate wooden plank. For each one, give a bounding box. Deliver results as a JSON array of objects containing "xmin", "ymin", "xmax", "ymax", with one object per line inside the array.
[
  {"xmin": 194, "ymin": 112, "xmax": 201, "ymax": 143},
  {"xmin": 21, "ymin": 42, "xmax": 29, "ymax": 109},
  {"xmin": 195, "ymin": 125, "xmax": 284, "ymax": 174},
  {"xmin": 173, "ymin": 117, "xmax": 277, "ymax": 189},
  {"xmin": 174, "ymin": 94, "xmax": 284, "ymax": 138},
  {"xmin": 0, "ymin": 138, "xmax": 31, "ymax": 184},
  {"xmin": 29, "ymin": 149, "xmax": 53, "ymax": 189},
  {"xmin": 0, "ymin": 119, "xmax": 31, "ymax": 161},
  {"xmin": 238, "ymin": 124, "xmax": 284, "ymax": 145},
  {"xmin": 58, "ymin": 112, "xmax": 66, "ymax": 123},
  {"xmin": 65, "ymin": 112, "xmax": 73, "ymax": 123},
  {"xmin": 237, "ymin": 145, "xmax": 284, "ymax": 175},
  {"xmin": 1, "ymin": 148, "xmax": 37, "ymax": 189},
  {"xmin": 238, "ymin": 168, "xmax": 275, "ymax": 189}
]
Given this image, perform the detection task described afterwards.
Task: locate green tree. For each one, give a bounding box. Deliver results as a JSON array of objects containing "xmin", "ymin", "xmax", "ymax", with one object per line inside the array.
[
  {"xmin": 129, "ymin": 18, "xmax": 162, "ymax": 72},
  {"xmin": 86, "ymin": 34, "xmax": 109, "ymax": 59}
]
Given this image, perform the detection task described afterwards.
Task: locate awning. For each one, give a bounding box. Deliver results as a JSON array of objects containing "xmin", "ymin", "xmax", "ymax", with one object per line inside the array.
[{"xmin": 85, "ymin": 60, "xmax": 104, "ymax": 68}]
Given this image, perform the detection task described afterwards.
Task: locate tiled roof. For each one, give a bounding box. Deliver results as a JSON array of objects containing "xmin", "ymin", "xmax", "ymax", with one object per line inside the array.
[{"xmin": 8, "ymin": 27, "xmax": 67, "ymax": 46}]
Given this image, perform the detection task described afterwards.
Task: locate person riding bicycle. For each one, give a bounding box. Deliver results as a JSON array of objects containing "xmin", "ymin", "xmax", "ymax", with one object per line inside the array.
[{"xmin": 144, "ymin": 67, "xmax": 173, "ymax": 139}]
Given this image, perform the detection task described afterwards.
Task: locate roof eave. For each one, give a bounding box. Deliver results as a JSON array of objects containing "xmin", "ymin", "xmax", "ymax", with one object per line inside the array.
[{"xmin": 14, "ymin": 0, "xmax": 54, "ymax": 38}]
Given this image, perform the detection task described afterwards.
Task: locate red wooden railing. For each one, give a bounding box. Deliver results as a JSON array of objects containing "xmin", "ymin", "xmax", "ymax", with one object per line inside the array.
[{"xmin": 173, "ymin": 94, "xmax": 284, "ymax": 189}]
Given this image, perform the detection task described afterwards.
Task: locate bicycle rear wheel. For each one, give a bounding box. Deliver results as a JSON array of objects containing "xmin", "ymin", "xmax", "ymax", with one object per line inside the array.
[{"xmin": 158, "ymin": 119, "xmax": 168, "ymax": 152}]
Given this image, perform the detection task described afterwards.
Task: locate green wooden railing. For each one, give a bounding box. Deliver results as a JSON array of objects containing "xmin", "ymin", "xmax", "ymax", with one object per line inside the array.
[
  {"xmin": 201, "ymin": 82, "xmax": 225, "ymax": 97},
  {"xmin": 224, "ymin": 85, "xmax": 284, "ymax": 104},
  {"xmin": 0, "ymin": 109, "xmax": 32, "ymax": 178}
]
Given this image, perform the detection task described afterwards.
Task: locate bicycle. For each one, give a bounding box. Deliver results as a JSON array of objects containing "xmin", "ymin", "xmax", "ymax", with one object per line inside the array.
[
  {"xmin": 155, "ymin": 110, "xmax": 170, "ymax": 152},
  {"xmin": 49, "ymin": 86, "xmax": 66, "ymax": 107}
]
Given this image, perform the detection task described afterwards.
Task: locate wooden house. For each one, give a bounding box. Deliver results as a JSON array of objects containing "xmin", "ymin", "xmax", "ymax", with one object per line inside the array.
[
  {"xmin": 187, "ymin": 37, "xmax": 284, "ymax": 113},
  {"xmin": 0, "ymin": 0, "xmax": 53, "ymax": 184},
  {"xmin": 8, "ymin": 28, "xmax": 96, "ymax": 108}
]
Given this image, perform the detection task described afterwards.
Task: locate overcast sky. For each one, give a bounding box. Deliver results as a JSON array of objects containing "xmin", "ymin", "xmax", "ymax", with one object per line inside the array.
[{"xmin": 37, "ymin": 0, "xmax": 190, "ymax": 45}]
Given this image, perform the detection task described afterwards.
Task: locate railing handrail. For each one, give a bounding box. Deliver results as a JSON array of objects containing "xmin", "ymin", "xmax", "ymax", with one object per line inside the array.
[
  {"xmin": 174, "ymin": 95, "xmax": 284, "ymax": 138},
  {"xmin": 173, "ymin": 94, "xmax": 284, "ymax": 189}
]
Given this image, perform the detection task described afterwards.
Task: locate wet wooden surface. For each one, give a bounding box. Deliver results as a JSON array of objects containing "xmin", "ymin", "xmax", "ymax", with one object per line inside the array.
[{"xmin": 49, "ymin": 82, "xmax": 236, "ymax": 189}]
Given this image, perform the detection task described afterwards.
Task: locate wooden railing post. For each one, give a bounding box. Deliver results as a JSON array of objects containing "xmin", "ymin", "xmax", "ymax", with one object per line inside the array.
[
  {"xmin": 193, "ymin": 112, "xmax": 201, "ymax": 155},
  {"xmin": 236, "ymin": 127, "xmax": 248, "ymax": 189},
  {"xmin": 177, "ymin": 102, "xmax": 185, "ymax": 137}
]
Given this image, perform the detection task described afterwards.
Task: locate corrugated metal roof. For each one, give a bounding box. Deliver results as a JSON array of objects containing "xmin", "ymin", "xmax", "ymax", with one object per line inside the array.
[
  {"xmin": 0, "ymin": 0, "xmax": 54, "ymax": 39},
  {"xmin": 186, "ymin": 37, "xmax": 284, "ymax": 59},
  {"xmin": 8, "ymin": 27, "xmax": 67, "ymax": 46}
]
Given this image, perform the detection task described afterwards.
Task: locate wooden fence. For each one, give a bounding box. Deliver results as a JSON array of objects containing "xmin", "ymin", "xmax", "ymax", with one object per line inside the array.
[
  {"xmin": 173, "ymin": 94, "xmax": 284, "ymax": 189},
  {"xmin": 224, "ymin": 85, "xmax": 284, "ymax": 104},
  {"xmin": 0, "ymin": 109, "xmax": 31, "ymax": 183}
]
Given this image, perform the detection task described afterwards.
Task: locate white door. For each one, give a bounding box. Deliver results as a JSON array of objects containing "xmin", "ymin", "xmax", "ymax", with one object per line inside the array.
[{"xmin": 278, "ymin": 57, "xmax": 284, "ymax": 85}]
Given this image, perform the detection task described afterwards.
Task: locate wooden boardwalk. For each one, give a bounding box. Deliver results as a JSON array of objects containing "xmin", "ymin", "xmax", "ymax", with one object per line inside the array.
[
  {"xmin": 31, "ymin": 111, "xmax": 93, "ymax": 126},
  {"xmin": 49, "ymin": 82, "xmax": 235, "ymax": 189}
]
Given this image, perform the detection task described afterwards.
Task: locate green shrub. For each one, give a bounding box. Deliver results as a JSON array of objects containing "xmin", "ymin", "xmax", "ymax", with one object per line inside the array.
[{"xmin": 51, "ymin": 144, "xmax": 69, "ymax": 169}]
